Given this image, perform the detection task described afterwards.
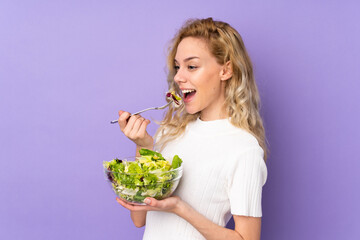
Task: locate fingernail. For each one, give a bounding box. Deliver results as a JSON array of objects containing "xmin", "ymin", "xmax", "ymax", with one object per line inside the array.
[{"xmin": 144, "ymin": 199, "xmax": 151, "ymax": 204}]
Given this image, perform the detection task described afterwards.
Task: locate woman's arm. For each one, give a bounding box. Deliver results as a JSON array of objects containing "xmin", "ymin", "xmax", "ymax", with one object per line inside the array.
[
  {"xmin": 129, "ymin": 210, "xmax": 147, "ymax": 228},
  {"xmin": 174, "ymin": 199, "xmax": 261, "ymax": 240},
  {"xmin": 117, "ymin": 110, "xmax": 154, "ymax": 227},
  {"xmin": 116, "ymin": 196, "xmax": 261, "ymax": 240},
  {"xmin": 233, "ymin": 215, "xmax": 261, "ymax": 240}
]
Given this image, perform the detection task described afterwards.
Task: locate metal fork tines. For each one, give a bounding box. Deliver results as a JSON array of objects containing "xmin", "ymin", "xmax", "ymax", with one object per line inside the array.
[{"xmin": 110, "ymin": 101, "xmax": 172, "ymax": 124}]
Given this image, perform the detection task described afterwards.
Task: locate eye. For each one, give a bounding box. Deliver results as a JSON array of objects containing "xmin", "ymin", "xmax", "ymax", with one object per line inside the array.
[
  {"xmin": 188, "ymin": 65, "xmax": 197, "ymax": 70},
  {"xmin": 174, "ymin": 65, "xmax": 180, "ymax": 72}
]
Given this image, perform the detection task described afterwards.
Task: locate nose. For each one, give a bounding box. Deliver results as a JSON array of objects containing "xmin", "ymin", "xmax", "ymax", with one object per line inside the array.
[{"xmin": 174, "ymin": 68, "xmax": 186, "ymax": 84}]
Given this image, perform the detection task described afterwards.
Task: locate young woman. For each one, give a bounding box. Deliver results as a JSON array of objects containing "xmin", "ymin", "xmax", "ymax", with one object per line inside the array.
[{"xmin": 116, "ymin": 18, "xmax": 268, "ymax": 240}]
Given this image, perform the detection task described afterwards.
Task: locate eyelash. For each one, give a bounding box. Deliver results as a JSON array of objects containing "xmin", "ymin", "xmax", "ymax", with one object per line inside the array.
[
  {"xmin": 188, "ymin": 65, "xmax": 197, "ymax": 70},
  {"xmin": 174, "ymin": 65, "xmax": 197, "ymax": 72}
]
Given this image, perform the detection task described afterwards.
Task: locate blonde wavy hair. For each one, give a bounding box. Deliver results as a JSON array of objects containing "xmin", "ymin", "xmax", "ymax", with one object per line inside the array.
[{"xmin": 155, "ymin": 17, "xmax": 267, "ymax": 160}]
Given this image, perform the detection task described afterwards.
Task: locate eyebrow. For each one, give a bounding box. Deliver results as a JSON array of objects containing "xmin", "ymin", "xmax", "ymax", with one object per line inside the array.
[{"xmin": 174, "ymin": 56, "xmax": 199, "ymax": 63}]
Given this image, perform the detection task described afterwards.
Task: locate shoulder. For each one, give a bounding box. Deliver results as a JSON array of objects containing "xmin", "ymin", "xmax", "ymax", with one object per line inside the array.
[
  {"xmin": 226, "ymin": 131, "xmax": 267, "ymax": 187},
  {"xmin": 224, "ymin": 126, "xmax": 266, "ymax": 175},
  {"xmin": 226, "ymin": 125, "xmax": 262, "ymax": 153}
]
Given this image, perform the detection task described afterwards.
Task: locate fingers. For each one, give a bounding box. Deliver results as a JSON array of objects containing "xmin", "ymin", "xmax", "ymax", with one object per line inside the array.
[
  {"xmin": 124, "ymin": 115, "xmax": 144, "ymax": 138},
  {"xmin": 122, "ymin": 115, "xmax": 150, "ymax": 140},
  {"xmin": 116, "ymin": 196, "xmax": 181, "ymax": 213},
  {"xmin": 118, "ymin": 111, "xmax": 131, "ymax": 131},
  {"xmin": 144, "ymin": 197, "xmax": 165, "ymax": 209},
  {"xmin": 118, "ymin": 111, "xmax": 148, "ymax": 133},
  {"xmin": 130, "ymin": 116, "xmax": 145, "ymax": 135},
  {"xmin": 123, "ymin": 114, "xmax": 139, "ymax": 134},
  {"xmin": 139, "ymin": 119, "xmax": 151, "ymax": 138},
  {"xmin": 144, "ymin": 198, "xmax": 155, "ymax": 206},
  {"xmin": 116, "ymin": 197, "xmax": 152, "ymax": 211},
  {"xmin": 117, "ymin": 110, "xmax": 152, "ymax": 147},
  {"xmin": 144, "ymin": 196, "xmax": 181, "ymax": 211}
]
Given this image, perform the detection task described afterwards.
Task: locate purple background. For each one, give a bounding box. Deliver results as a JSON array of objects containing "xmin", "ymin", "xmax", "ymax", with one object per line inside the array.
[{"xmin": 1, "ymin": 1, "xmax": 359, "ymax": 239}]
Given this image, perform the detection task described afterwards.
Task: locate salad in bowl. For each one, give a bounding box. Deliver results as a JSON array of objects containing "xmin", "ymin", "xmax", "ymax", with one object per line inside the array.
[{"xmin": 103, "ymin": 149, "xmax": 183, "ymax": 205}]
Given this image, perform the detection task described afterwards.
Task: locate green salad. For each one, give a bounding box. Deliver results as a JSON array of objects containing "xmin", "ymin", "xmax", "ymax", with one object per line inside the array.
[{"xmin": 103, "ymin": 149, "xmax": 183, "ymax": 203}]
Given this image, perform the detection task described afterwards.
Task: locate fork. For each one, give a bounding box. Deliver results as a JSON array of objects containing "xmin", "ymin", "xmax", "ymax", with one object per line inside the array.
[{"xmin": 110, "ymin": 101, "xmax": 172, "ymax": 124}]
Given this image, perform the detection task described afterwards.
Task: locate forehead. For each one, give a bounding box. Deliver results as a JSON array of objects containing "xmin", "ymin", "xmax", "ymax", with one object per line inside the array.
[{"xmin": 175, "ymin": 37, "xmax": 211, "ymax": 61}]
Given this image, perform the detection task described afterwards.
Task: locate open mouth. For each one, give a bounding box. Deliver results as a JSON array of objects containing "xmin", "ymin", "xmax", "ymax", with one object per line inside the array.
[{"xmin": 182, "ymin": 89, "xmax": 196, "ymax": 101}]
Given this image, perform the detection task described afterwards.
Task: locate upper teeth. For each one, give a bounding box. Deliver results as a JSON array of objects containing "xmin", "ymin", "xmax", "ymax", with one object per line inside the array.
[{"xmin": 182, "ymin": 89, "xmax": 195, "ymax": 94}]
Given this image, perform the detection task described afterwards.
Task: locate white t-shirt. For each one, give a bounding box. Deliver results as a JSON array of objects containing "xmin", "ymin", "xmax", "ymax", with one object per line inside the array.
[{"xmin": 143, "ymin": 118, "xmax": 267, "ymax": 240}]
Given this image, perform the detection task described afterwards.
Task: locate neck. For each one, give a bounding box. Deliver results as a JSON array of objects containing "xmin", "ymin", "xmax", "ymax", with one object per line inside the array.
[{"xmin": 200, "ymin": 107, "xmax": 228, "ymax": 121}]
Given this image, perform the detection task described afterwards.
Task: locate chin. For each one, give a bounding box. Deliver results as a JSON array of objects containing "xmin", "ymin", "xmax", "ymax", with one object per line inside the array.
[{"xmin": 184, "ymin": 106, "xmax": 200, "ymax": 115}]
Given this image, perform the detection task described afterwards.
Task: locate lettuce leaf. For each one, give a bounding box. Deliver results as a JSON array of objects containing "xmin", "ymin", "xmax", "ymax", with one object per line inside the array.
[{"xmin": 171, "ymin": 155, "xmax": 182, "ymax": 169}]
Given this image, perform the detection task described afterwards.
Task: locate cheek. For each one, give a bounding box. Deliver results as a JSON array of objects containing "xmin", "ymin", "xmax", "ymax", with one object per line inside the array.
[
  {"xmin": 203, "ymin": 75, "xmax": 221, "ymax": 94},
  {"xmin": 192, "ymin": 69, "xmax": 221, "ymax": 98}
]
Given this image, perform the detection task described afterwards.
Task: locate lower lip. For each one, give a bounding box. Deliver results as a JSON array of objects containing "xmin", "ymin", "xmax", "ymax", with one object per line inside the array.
[{"xmin": 183, "ymin": 92, "xmax": 196, "ymax": 103}]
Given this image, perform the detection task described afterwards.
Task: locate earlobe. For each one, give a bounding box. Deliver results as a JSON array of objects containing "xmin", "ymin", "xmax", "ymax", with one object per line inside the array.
[{"xmin": 220, "ymin": 61, "xmax": 233, "ymax": 81}]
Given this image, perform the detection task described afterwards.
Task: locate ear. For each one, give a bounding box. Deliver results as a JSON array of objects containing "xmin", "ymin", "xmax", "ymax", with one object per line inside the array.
[{"xmin": 219, "ymin": 61, "xmax": 233, "ymax": 81}]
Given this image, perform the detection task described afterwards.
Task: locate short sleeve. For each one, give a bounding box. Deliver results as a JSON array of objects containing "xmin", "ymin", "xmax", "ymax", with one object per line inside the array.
[{"xmin": 227, "ymin": 147, "xmax": 268, "ymax": 217}]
